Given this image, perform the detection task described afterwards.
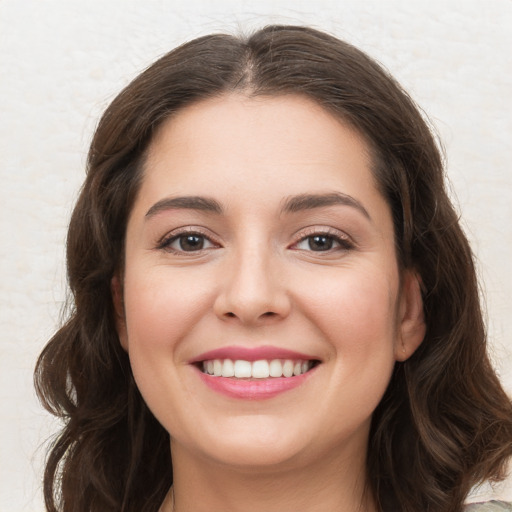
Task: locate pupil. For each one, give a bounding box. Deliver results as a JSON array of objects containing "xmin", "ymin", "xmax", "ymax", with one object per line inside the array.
[
  {"xmin": 309, "ymin": 235, "xmax": 333, "ymax": 251},
  {"xmin": 180, "ymin": 234, "xmax": 203, "ymax": 251}
]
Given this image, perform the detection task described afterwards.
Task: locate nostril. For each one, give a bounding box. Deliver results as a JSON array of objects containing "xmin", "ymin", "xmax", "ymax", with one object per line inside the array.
[{"xmin": 224, "ymin": 311, "xmax": 276, "ymax": 319}]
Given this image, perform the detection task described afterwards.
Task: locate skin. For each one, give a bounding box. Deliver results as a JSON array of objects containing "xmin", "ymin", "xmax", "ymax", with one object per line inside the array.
[{"xmin": 113, "ymin": 94, "xmax": 425, "ymax": 512}]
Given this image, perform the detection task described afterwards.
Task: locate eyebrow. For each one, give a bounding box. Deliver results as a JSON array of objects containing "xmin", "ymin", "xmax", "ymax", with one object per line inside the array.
[
  {"xmin": 145, "ymin": 192, "xmax": 370, "ymax": 220},
  {"xmin": 281, "ymin": 192, "xmax": 371, "ymax": 220},
  {"xmin": 145, "ymin": 196, "xmax": 223, "ymax": 218}
]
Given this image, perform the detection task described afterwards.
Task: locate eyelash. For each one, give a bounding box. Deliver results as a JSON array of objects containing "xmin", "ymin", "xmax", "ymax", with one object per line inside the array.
[
  {"xmin": 156, "ymin": 227, "xmax": 219, "ymax": 254},
  {"xmin": 156, "ymin": 227, "xmax": 354, "ymax": 255},
  {"xmin": 290, "ymin": 227, "xmax": 354, "ymax": 253}
]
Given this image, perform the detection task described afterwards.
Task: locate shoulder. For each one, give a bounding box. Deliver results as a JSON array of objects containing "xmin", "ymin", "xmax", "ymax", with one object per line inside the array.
[{"xmin": 465, "ymin": 501, "xmax": 512, "ymax": 511}]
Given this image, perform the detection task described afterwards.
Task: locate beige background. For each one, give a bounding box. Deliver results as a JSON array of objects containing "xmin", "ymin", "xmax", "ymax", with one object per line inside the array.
[{"xmin": 1, "ymin": 0, "xmax": 511, "ymax": 509}]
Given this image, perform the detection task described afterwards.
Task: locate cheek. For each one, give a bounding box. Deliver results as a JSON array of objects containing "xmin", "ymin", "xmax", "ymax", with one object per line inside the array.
[
  {"xmin": 122, "ymin": 266, "xmax": 216, "ymax": 370},
  {"xmin": 296, "ymin": 265, "xmax": 399, "ymax": 352},
  {"xmin": 285, "ymin": 265, "xmax": 399, "ymax": 439},
  {"xmin": 293, "ymin": 263, "xmax": 399, "ymax": 407},
  {"xmin": 121, "ymin": 265, "xmax": 220, "ymax": 430}
]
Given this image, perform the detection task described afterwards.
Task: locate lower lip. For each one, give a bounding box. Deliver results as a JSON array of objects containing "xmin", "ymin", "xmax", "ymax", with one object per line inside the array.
[{"xmin": 196, "ymin": 367, "xmax": 316, "ymax": 400}]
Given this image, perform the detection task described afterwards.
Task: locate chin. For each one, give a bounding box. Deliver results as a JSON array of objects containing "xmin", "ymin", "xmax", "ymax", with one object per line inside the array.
[
  {"xmin": 173, "ymin": 416, "xmax": 314, "ymax": 470},
  {"xmin": 203, "ymin": 441, "xmax": 307, "ymax": 470}
]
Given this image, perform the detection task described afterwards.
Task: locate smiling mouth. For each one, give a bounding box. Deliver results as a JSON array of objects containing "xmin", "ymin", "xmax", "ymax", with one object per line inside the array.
[{"xmin": 200, "ymin": 359, "xmax": 319, "ymax": 379}]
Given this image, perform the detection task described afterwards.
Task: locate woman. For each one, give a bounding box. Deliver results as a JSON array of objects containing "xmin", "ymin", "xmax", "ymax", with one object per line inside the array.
[{"xmin": 35, "ymin": 25, "xmax": 512, "ymax": 512}]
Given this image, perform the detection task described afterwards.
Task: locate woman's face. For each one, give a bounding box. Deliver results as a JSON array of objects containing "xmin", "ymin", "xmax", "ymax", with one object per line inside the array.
[{"xmin": 116, "ymin": 94, "xmax": 424, "ymax": 471}]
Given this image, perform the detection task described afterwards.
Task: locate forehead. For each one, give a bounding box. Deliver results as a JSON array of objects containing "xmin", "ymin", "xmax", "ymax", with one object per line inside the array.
[
  {"xmin": 150, "ymin": 93, "xmax": 371, "ymax": 156},
  {"xmin": 141, "ymin": 93, "xmax": 378, "ymax": 201}
]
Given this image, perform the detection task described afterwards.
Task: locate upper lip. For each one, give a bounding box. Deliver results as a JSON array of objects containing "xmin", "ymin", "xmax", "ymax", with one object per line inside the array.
[{"xmin": 189, "ymin": 345, "xmax": 320, "ymax": 363}]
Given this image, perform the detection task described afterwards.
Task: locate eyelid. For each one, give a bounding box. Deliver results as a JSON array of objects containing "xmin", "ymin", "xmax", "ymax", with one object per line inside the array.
[
  {"xmin": 156, "ymin": 226, "xmax": 221, "ymax": 253},
  {"xmin": 289, "ymin": 226, "xmax": 354, "ymax": 251}
]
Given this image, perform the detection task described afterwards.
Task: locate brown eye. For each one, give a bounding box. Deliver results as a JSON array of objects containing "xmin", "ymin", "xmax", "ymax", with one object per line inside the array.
[
  {"xmin": 159, "ymin": 232, "xmax": 216, "ymax": 253},
  {"xmin": 178, "ymin": 234, "xmax": 205, "ymax": 251},
  {"xmin": 293, "ymin": 232, "xmax": 354, "ymax": 253},
  {"xmin": 308, "ymin": 235, "xmax": 334, "ymax": 251}
]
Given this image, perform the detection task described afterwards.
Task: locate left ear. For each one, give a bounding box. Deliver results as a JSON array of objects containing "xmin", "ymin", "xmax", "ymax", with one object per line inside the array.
[{"xmin": 395, "ymin": 270, "xmax": 426, "ymax": 362}]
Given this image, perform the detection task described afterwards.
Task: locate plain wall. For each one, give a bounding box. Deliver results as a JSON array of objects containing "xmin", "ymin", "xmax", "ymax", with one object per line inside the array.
[{"xmin": 1, "ymin": 0, "xmax": 511, "ymax": 509}]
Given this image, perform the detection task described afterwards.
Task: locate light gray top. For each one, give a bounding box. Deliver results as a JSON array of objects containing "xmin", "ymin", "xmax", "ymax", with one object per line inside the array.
[{"xmin": 465, "ymin": 501, "xmax": 512, "ymax": 511}]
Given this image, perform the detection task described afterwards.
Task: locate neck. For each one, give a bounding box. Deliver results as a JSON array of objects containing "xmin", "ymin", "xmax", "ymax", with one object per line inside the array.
[{"xmin": 163, "ymin": 440, "xmax": 376, "ymax": 512}]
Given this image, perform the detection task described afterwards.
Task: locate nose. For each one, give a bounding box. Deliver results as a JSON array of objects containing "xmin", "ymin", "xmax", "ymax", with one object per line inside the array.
[{"xmin": 213, "ymin": 246, "xmax": 291, "ymax": 325}]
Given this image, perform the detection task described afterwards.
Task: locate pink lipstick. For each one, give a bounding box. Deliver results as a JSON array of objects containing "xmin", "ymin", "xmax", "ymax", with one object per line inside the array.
[
  {"xmin": 196, "ymin": 369, "xmax": 315, "ymax": 400},
  {"xmin": 190, "ymin": 345, "xmax": 320, "ymax": 400}
]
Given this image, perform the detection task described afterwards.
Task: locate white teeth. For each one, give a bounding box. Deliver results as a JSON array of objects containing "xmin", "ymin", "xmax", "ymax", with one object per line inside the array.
[
  {"xmin": 269, "ymin": 359, "xmax": 283, "ymax": 377},
  {"xmin": 283, "ymin": 360, "xmax": 294, "ymax": 378},
  {"xmin": 202, "ymin": 358, "xmax": 315, "ymax": 378},
  {"xmin": 222, "ymin": 359, "xmax": 234, "ymax": 377},
  {"xmin": 213, "ymin": 359, "xmax": 222, "ymax": 376},
  {"xmin": 252, "ymin": 360, "xmax": 270, "ymax": 378},
  {"xmin": 234, "ymin": 360, "xmax": 252, "ymax": 378}
]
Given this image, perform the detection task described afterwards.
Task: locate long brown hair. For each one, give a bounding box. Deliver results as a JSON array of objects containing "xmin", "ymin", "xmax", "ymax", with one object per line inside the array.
[{"xmin": 35, "ymin": 25, "xmax": 512, "ymax": 512}]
